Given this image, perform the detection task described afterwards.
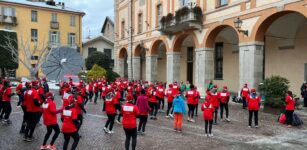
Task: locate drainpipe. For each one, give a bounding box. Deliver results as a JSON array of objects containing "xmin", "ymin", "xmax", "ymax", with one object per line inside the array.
[{"xmin": 128, "ymin": 0, "xmax": 133, "ymax": 80}]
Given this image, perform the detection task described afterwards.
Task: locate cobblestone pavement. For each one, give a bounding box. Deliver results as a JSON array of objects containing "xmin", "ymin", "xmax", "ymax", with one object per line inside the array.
[{"xmin": 1, "ymin": 91, "xmax": 307, "ymax": 150}]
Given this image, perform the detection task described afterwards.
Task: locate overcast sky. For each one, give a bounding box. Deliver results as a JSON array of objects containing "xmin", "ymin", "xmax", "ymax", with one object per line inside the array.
[{"xmin": 61, "ymin": 0, "xmax": 114, "ymax": 39}]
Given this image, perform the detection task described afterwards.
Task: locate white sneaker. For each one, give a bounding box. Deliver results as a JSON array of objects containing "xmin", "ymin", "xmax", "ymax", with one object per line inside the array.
[
  {"xmin": 165, "ymin": 116, "xmax": 169, "ymax": 119},
  {"xmin": 209, "ymin": 134, "xmax": 213, "ymax": 137},
  {"xmin": 187, "ymin": 117, "xmax": 190, "ymax": 121},
  {"xmin": 103, "ymin": 127, "xmax": 109, "ymax": 133},
  {"xmin": 108, "ymin": 130, "xmax": 114, "ymax": 134},
  {"xmin": 169, "ymin": 114, "xmax": 174, "ymax": 118},
  {"xmin": 226, "ymin": 118, "xmax": 230, "ymax": 122},
  {"xmin": 248, "ymin": 126, "xmax": 251, "ymax": 128},
  {"xmin": 116, "ymin": 120, "xmax": 121, "ymax": 124},
  {"xmin": 190, "ymin": 119, "xmax": 195, "ymax": 123},
  {"xmin": 255, "ymin": 125, "xmax": 259, "ymax": 128}
]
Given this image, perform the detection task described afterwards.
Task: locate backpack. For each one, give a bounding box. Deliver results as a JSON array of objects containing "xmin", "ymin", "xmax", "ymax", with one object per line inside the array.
[
  {"xmin": 278, "ymin": 113, "xmax": 286, "ymax": 124},
  {"xmin": 292, "ymin": 113, "xmax": 303, "ymax": 126}
]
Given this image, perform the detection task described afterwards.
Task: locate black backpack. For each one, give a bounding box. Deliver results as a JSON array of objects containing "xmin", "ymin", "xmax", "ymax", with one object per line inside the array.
[{"xmin": 292, "ymin": 113, "xmax": 303, "ymax": 126}]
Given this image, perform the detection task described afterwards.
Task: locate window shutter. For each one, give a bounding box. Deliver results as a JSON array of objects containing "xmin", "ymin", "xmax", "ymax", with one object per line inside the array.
[
  {"xmin": 12, "ymin": 8, "xmax": 15, "ymax": 16},
  {"xmin": 48, "ymin": 31, "xmax": 52, "ymax": 47},
  {"xmin": 57, "ymin": 32, "xmax": 61, "ymax": 46},
  {"xmin": 67, "ymin": 33, "xmax": 70, "ymax": 46}
]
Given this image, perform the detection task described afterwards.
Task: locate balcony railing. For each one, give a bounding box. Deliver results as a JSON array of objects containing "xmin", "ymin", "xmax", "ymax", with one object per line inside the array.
[
  {"xmin": 0, "ymin": 15, "xmax": 18, "ymax": 26},
  {"xmin": 50, "ymin": 21, "xmax": 59, "ymax": 29},
  {"xmin": 158, "ymin": 6, "xmax": 203, "ymax": 35}
]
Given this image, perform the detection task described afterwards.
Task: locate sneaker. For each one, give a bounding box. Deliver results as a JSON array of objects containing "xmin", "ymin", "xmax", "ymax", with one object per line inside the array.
[
  {"xmin": 206, "ymin": 134, "xmax": 209, "ymax": 137},
  {"xmin": 115, "ymin": 120, "xmax": 121, "ymax": 124},
  {"xmin": 153, "ymin": 117, "xmax": 157, "ymax": 120},
  {"xmin": 187, "ymin": 117, "xmax": 190, "ymax": 121},
  {"xmin": 48, "ymin": 145, "xmax": 56, "ymax": 150},
  {"xmin": 141, "ymin": 131, "xmax": 146, "ymax": 135},
  {"xmin": 248, "ymin": 126, "xmax": 251, "ymax": 128},
  {"xmin": 103, "ymin": 127, "xmax": 109, "ymax": 133},
  {"xmin": 165, "ymin": 116, "xmax": 169, "ymax": 119},
  {"xmin": 190, "ymin": 119, "xmax": 195, "ymax": 123},
  {"xmin": 40, "ymin": 145, "xmax": 48, "ymax": 150},
  {"xmin": 287, "ymin": 125, "xmax": 292, "ymax": 128},
  {"xmin": 23, "ymin": 136, "xmax": 28, "ymax": 141},
  {"xmin": 255, "ymin": 125, "xmax": 259, "ymax": 128},
  {"xmin": 169, "ymin": 114, "xmax": 174, "ymax": 118},
  {"xmin": 26, "ymin": 137, "xmax": 33, "ymax": 142},
  {"xmin": 213, "ymin": 122, "xmax": 217, "ymax": 125},
  {"xmin": 161, "ymin": 110, "xmax": 165, "ymax": 113},
  {"xmin": 137, "ymin": 131, "xmax": 142, "ymax": 135},
  {"xmin": 108, "ymin": 130, "xmax": 114, "ymax": 134},
  {"xmin": 177, "ymin": 129, "xmax": 182, "ymax": 133},
  {"xmin": 226, "ymin": 118, "xmax": 230, "ymax": 122},
  {"xmin": 150, "ymin": 116, "xmax": 154, "ymax": 120},
  {"xmin": 174, "ymin": 128, "xmax": 177, "ymax": 132},
  {"xmin": 209, "ymin": 134, "xmax": 213, "ymax": 137}
]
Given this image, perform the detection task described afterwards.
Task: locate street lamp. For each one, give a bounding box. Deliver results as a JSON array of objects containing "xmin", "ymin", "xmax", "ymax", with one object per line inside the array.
[{"xmin": 234, "ymin": 17, "xmax": 248, "ymax": 36}]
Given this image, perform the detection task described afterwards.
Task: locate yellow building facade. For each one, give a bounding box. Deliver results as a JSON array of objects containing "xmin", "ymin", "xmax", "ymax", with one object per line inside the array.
[
  {"xmin": 115, "ymin": 0, "xmax": 307, "ymax": 95},
  {"xmin": 0, "ymin": 0, "xmax": 85, "ymax": 78}
]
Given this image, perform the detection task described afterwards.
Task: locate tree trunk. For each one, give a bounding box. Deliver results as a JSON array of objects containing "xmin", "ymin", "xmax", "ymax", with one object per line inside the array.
[{"xmin": 30, "ymin": 69, "xmax": 37, "ymax": 80}]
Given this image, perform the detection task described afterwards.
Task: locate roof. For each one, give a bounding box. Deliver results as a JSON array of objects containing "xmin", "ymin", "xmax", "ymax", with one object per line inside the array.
[
  {"xmin": 83, "ymin": 34, "xmax": 114, "ymax": 47},
  {"xmin": 0, "ymin": 0, "xmax": 85, "ymax": 15},
  {"xmin": 101, "ymin": 16, "xmax": 114, "ymax": 33}
]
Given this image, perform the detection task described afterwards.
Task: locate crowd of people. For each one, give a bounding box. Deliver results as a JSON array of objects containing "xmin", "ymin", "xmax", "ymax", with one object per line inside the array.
[{"xmin": 0, "ymin": 77, "xmax": 302, "ymax": 150}]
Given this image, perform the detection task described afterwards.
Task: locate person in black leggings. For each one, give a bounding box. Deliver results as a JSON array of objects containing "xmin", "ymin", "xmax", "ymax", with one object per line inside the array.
[
  {"xmin": 63, "ymin": 132, "xmax": 80, "ymax": 150},
  {"xmin": 104, "ymin": 114, "xmax": 116, "ymax": 133},
  {"xmin": 43, "ymin": 125, "xmax": 60, "ymax": 148},
  {"xmin": 124, "ymin": 128, "xmax": 137, "ymax": 150}
]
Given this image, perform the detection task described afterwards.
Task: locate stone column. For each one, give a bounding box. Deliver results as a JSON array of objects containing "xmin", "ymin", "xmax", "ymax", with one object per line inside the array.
[
  {"xmin": 146, "ymin": 55, "xmax": 158, "ymax": 83},
  {"xmin": 195, "ymin": 48, "xmax": 214, "ymax": 93},
  {"xmin": 239, "ymin": 41, "xmax": 264, "ymax": 89},
  {"xmin": 117, "ymin": 58, "xmax": 124, "ymax": 77},
  {"xmin": 127, "ymin": 57, "xmax": 133, "ymax": 80},
  {"xmin": 132, "ymin": 57, "xmax": 141, "ymax": 80},
  {"xmin": 166, "ymin": 52, "xmax": 181, "ymax": 84}
]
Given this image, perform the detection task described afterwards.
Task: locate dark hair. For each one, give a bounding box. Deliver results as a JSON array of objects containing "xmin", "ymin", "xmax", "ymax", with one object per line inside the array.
[
  {"xmin": 190, "ymin": 84, "xmax": 194, "ymax": 89},
  {"xmin": 141, "ymin": 89, "xmax": 146, "ymax": 94},
  {"xmin": 287, "ymin": 91, "xmax": 293, "ymax": 97}
]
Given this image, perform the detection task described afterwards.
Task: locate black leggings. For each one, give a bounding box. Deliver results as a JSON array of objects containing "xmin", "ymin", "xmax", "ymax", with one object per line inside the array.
[
  {"xmin": 89, "ymin": 91, "xmax": 94, "ymax": 100},
  {"xmin": 20, "ymin": 106, "xmax": 28, "ymax": 133},
  {"xmin": 94, "ymin": 92, "xmax": 98, "ymax": 103},
  {"xmin": 149, "ymin": 102, "xmax": 158, "ymax": 117},
  {"xmin": 43, "ymin": 124, "xmax": 60, "ymax": 145},
  {"xmin": 220, "ymin": 103, "xmax": 229, "ymax": 119},
  {"xmin": 166, "ymin": 102, "xmax": 173, "ymax": 116},
  {"xmin": 138, "ymin": 115, "xmax": 147, "ymax": 132},
  {"xmin": 124, "ymin": 128, "xmax": 137, "ymax": 150},
  {"xmin": 25, "ymin": 112, "xmax": 40, "ymax": 138},
  {"xmin": 77, "ymin": 114, "xmax": 83, "ymax": 131},
  {"xmin": 158, "ymin": 97, "xmax": 164, "ymax": 110},
  {"xmin": 205, "ymin": 120, "xmax": 213, "ymax": 134},
  {"xmin": 1, "ymin": 101, "xmax": 11, "ymax": 120},
  {"xmin": 248, "ymin": 110, "xmax": 258, "ymax": 126},
  {"xmin": 105, "ymin": 114, "xmax": 116, "ymax": 131},
  {"xmin": 115, "ymin": 104, "xmax": 121, "ymax": 121},
  {"xmin": 214, "ymin": 107, "xmax": 218, "ymax": 123},
  {"xmin": 188, "ymin": 104, "xmax": 195, "ymax": 119},
  {"xmin": 63, "ymin": 132, "xmax": 80, "ymax": 150},
  {"xmin": 285, "ymin": 110, "xmax": 294, "ymax": 125},
  {"xmin": 194, "ymin": 104, "xmax": 198, "ymax": 116}
]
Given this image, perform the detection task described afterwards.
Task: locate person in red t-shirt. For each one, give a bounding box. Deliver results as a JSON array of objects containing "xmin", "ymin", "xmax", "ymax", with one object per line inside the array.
[
  {"xmin": 93, "ymin": 81, "xmax": 99, "ymax": 104},
  {"xmin": 285, "ymin": 91, "xmax": 295, "ymax": 128},
  {"xmin": 194, "ymin": 86, "xmax": 201, "ymax": 117},
  {"xmin": 219, "ymin": 86, "xmax": 230, "ymax": 121},
  {"xmin": 185, "ymin": 85, "xmax": 197, "ymax": 122},
  {"xmin": 157, "ymin": 84, "xmax": 165, "ymax": 112},
  {"xmin": 241, "ymin": 84, "xmax": 250, "ymax": 109},
  {"xmin": 41, "ymin": 92, "xmax": 62, "ymax": 150},
  {"xmin": 201, "ymin": 99, "xmax": 215, "ymax": 137},
  {"xmin": 16, "ymin": 80, "xmax": 23, "ymax": 105},
  {"xmin": 1, "ymin": 80, "xmax": 14, "ymax": 124},
  {"xmin": 210, "ymin": 85, "xmax": 219, "ymax": 125},
  {"xmin": 19, "ymin": 81, "xmax": 32, "ymax": 134},
  {"xmin": 246, "ymin": 89, "xmax": 260, "ymax": 128},
  {"xmin": 24, "ymin": 80, "xmax": 42, "ymax": 142},
  {"xmin": 136, "ymin": 89, "xmax": 151, "ymax": 134},
  {"xmin": 104, "ymin": 92, "xmax": 116, "ymax": 134},
  {"xmin": 75, "ymin": 91, "xmax": 87, "ymax": 131},
  {"xmin": 121, "ymin": 95, "xmax": 139, "ymax": 150},
  {"xmin": 61, "ymin": 96, "xmax": 80, "ymax": 150},
  {"xmin": 88, "ymin": 81, "xmax": 94, "ymax": 102},
  {"xmin": 166, "ymin": 84, "xmax": 176, "ymax": 118},
  {"xmin": 148, "ymin": 86, "xmax": 158, "ymax": 120}
]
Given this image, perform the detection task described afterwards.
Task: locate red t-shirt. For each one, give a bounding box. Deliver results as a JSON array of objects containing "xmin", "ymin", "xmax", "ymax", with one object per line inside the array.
[
  {"xmin": 75, "ymin": 95, "xmax": 84, "ymax": 115},
  {"xmin": 62, "ymin": 93, "xmax": 73, "ymax": 108},
  {"xmin": 2, "ymin": 87, "xmax": 12, "ymax": 102},
  {"xmin": 113, "ymin": 91, "xmax": 121, "ymax": 104},
  {"xmin": 148, "ymin": 90, "xmax": 158, "ymax": 103},
  {"xmin": 16, "ymin": 84, "xmax": 23, "ymax": 95},
  {"xmin": 156, "ymin": 87, "xmax": 165, "ymax": 98},
  {"xmin": 246, "ymin": 95, "xmax": 260, "ymax": 111},
  {"xmin": 218, "ymin": 91, "xmax": 230, "ymax": 103},
  {"xmin": 285, "ymin": 95, "xmax": 295, "ymax": 110},
  {"xmin": 42, "ymin": 99, "xmax": 59, "ymax": 126},
  {"xmin": 201, "ymin": 101, "xmax": 214, "ymax": 120},
  {"xmin": 61, "ymin": 108, "xmax": 78, "ymax": 133},
  {"xmin": 105, "ymin": 96, "xmax": 116, "ymax": 114},
  {"xmin": 241, "ymin": 88, "xmax": 250, "ymax": 98},
  {"xmin": 26, "ymin": 88, "xmax": 41, "ymax": 112},
  {"xmin": 121, "ymin": 103, "xmax": 139, "ymax": 129},
  {"xmin": 166, "ymin": 89, "xmax": 175, "ymax": 103},
  {"xmin": 186, "ymin": 90, "xmax": 196, "ymax": 105},
  {"xmin": 88, "ymin": 83, "xmax": 93, "ymax": 92},
  {"xmin": 210, "ymin": 92, "xmax": 219, "ymax": 108}
]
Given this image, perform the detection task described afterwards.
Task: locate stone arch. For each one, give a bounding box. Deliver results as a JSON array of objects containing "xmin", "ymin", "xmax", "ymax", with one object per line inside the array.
[
  {"xmin": 149, "ymin": 38, "xmax": 168, "ymax": 82},
  {"xmin": 172, "ymin": 31, "xmax": 200, "ymax": 52},
  {"xmin": 204, "ymin": 24, "xmax": 240, "ymax": 48},
  {"xmin": 252, "ymin": 10, "xmax": 307, "ymax": 42},
  {"xmin": 118, "ymin": 47, "xmax": 128, "ymax": 59},
  {"xmin": 150, "ymin": 38, "xmax": 169, "ymax": 55},
  {"xmin": 133, "ymin": 44, "xmax": 142, "ymax": 57}
]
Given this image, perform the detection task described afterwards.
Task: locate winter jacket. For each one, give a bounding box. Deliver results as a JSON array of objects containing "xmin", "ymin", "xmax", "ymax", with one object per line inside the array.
[
  {"xmin": 246, "ymin": 94, "xmax": 261, "ymax": 111},
  {"xmin": 201, "ymin": 101, "xmax": 215, "ymax": 120},
  {"xmin": 121, "ymin": 103, "xmax": 139, "ymax": 129},
  {"xmin": 172, "ymin": 95, "xmax": 186, "ymax": 115},
  {"xmin": 285, "ymin": 95, "xmax": 295, "ymax": 111},
  {"xmin": 136, "ymin": 95, "xmax": 151, "ymax": 115}
]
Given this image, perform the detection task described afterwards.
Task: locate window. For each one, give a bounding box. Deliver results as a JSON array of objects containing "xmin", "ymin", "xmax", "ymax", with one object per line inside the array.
[
  {"xmin": 215, "ymin": 43, "xmax": 223, "ymax": 79},
  {"xmin": 121, "ymin": 21, "xmax": 125, "ymax": 39},
  {"xmin": 3, "ymin": 7, "xmax": 15, "ymax": 16},
  {"xmin": 70, "ymin": 16, "xmax": 76, "ymax": 26},
  {"xmin": 157, "ymin": 4, "xmax": 162, "ymax": 27},
  {"xmin": 51, "ymin": 13, "xmax": 57, "ymax": 22},
  {"xmin": 217, "ymin": 0, "xmax": 228, "ymax": 7},
  {"xmin": 139, "ymin": 0, "xmax": 145, "ymax": 6},
  {"xmin": 180, "ymin": 0, "xmax": 191, "ymax": 7},
  {"xmin": 138, "ymin": 13, "xmax": 143, "ymax": 33},
  {"xmin": 88, "ymin": 47, "xmax": 97, "ymax": 56},
  {"xmin": 68, "ymin": 33, "xmax": 76, "ymax": 48},
  {"xmin": 31, "ymin": 56, "xmax": 38, "ymax": 60},
  {"xmin": 31, "ymin": 29, "xmax": 38, "ymax": 42},
  {"xmin": 49, "ymin": 31, "xmax": 60, "ymax": 47},
  {"xmin": 31, "ymin": 10, "xmax": 37, "ymax": 22},
  {"xmin": 104, "ymin": 49, "xmax": 112, "ymax": 58}
]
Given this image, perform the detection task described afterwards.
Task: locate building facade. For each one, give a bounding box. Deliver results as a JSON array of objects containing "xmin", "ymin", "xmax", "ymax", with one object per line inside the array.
[
  {"xmin": 115, "ymin": 0, "xmax": 307, "ymax": 95},
  {"xmin": 0, "ymin": 0, "xmax": 85, "ymax": 78}
]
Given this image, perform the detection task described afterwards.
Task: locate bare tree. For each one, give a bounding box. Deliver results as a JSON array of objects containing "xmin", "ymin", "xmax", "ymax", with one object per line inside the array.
[{"xmin": 0, "ymin": 35, "xmax": 54, "ymax": 79}]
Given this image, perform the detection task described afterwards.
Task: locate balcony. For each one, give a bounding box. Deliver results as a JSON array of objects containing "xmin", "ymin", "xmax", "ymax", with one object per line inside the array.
[
  {"xmin": 0, "ymin": 15, "xmax": 18, "ymax": 26},
  {"xmin": 158, "ymin": 6, "xmax": 203, "ymax": 35},
  {"xmin": 50, "ymin": 21, "xmax": 59, "ymax": 29}
]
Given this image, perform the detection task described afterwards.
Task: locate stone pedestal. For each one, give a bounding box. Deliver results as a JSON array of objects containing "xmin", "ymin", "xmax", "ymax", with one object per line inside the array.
[
  {"xmin": 239, "ymin": 41, "xmax": 264, "ymax": 89},
  {"xmin": 132, "ymin": 57, "xmax": 141, "ymax": 80},
  {"xmin": 146, "ymin": 55, "xmax": 158, "ymax": 83},
  {"xmin": 127, "ymin": 58, "xmax": 133, "ymax": 80},
  {"xmin": 166, "ymin": 52, "xmax": 181, "ymax": 84},
  {"xmin": 195, "ymin": 48, "xmax": 214, "ymax": 92}
]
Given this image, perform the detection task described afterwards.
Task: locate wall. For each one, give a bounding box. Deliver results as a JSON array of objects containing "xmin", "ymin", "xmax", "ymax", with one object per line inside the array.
[{"xmin": 82, "ymin": 39, "xmax": 114, "ymax": 59}]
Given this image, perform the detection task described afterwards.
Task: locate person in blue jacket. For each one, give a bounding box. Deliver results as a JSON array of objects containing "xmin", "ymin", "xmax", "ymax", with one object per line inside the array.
[{"xmin": 172, "ymin": 94, "xmax": 186, "ymax": 132}]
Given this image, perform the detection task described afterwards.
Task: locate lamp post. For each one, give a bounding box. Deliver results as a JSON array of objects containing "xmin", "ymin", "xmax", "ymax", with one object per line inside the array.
[{"xmin": 234, "ymin": 17, "xmax": 248, "ymax": 36}]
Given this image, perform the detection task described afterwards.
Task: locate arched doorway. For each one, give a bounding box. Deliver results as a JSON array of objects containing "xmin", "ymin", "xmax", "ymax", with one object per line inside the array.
[
  {"xmin": 254, "ymin": 11, "xmax": 307, "ymax": 95},
  {"xmin": 134, "ymin": 45, "xmax": 146, "ymax": 80},
  {"xmin": 118, "ymin": 48, "xmax": 128, "ymax": 78},
  {"xmin": 205, "ymin": 25, "xmax": 240, "ymax": 93},
  {"xmin": 173, "ymin": 33, "xmax": 199, "ymax": 84},
  {"xmin": 151, "ymin": 40, "xmax": 167, "ymax": 82}
]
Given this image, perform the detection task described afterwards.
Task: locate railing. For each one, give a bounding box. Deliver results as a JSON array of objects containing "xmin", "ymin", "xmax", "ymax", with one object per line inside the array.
[
  {"xmin": 50, "ymin": 21, "xmax": 59, "ymax": 29},
  {"xmin": 0, "ymin": 15, "xmax": 18, "ymax": 26},
  {"xmin": 158, "ymin": 6, "xmax": 203, "ymax": 34}
]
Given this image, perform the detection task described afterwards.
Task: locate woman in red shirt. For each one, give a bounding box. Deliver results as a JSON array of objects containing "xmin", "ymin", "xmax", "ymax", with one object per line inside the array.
[
  {"xmin": 41, "ymin": 92, "xmax": 62, "ymax": 150},
  {"xmin": 285, "ymin": 91, "xmax": 295, "ymax": 128},
  {"xmin": 104, "ymin": 92, "xmax": 117, "ymax": 134},
  {"xmin": 1, "ymin": 80, "xmax": 14, "ymax": 125},
  {"xmin": 121, "ymin": 95, "xmax": 139, "ymax": 150},
  {"xmin": 201, "ymin": 99, "xmax": 215, "ymax": 137},
  {"xmin": 61, "ymin": 97, "xmax": 80, "ymax": 150},
  {"xmin": 246, "ymin": 89, "xmax": 261, "ymax": 128}
]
